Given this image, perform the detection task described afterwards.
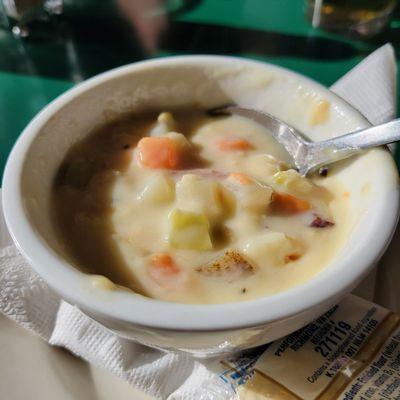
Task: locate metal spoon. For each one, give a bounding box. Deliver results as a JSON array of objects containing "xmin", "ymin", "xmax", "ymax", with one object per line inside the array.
[{"xmin": 210, "ymin": 105, "xmax": 400, "ymax": 176}]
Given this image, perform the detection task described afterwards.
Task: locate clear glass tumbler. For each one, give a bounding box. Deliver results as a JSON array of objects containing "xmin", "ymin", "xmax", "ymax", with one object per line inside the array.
[{"xmin": 306, "ymin": 0, "xmax": 397, "ymax": 38}]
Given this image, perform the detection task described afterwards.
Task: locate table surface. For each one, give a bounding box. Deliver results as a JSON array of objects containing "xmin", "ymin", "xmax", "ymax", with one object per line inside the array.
[
  {"xmin": 0, "ymin": 313, "xmax": 152, "ymax": 400},
  {"xmin": 0, "ymin": 2, "xmax": 399, "ymax": 399}
]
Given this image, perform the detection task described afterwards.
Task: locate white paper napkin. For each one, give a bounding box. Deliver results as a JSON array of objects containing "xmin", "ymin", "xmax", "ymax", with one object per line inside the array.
[
  {"xmin": 331, "ymin": 43, "xmax": 397, "ymax": 125},
  {"xmin": 0, "ymin": 44, "xmax": 397, "ymax": 400}
]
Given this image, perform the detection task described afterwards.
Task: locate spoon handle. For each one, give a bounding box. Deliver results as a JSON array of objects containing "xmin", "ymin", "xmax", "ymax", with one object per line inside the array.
[
  {"xmin": 304, "ymin": 119, "xmax": 400, "ymax": 175},
  {"xmin": 318, "ymin": 119, "xmax": 400, "ymax": 150}
]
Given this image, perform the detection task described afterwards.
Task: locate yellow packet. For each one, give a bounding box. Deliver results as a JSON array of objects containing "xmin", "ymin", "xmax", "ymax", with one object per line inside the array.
[{"xmin": 238, "ymin": 295, "xmax": 400, "ymax": 400}]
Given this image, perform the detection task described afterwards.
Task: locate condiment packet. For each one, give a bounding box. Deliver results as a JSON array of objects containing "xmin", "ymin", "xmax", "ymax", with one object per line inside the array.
[{"xmin": 226, "ymin": 295, "xmax": 400, "ymax": 400}]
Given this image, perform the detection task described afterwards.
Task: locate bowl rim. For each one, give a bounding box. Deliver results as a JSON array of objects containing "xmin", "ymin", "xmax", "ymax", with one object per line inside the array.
[{"xmin": 2, "ymin": 55, "xmax": 399, "ymax": 331}]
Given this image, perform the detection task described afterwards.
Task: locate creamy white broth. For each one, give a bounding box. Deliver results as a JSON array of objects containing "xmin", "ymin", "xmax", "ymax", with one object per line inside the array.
[{"xmin": 53, "ymin": 110, "xmax": 348, "ymax": 304}]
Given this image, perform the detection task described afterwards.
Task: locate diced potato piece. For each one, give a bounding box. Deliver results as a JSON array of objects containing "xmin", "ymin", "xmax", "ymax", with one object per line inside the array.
[
  {"xmin": 219, "ymin": 186, "xmax": 236, "ymax": 215},
  {"xmin": 137, "ymin": 172, "xmax": 175, "ymax": 204},
  {"xmin": 164, "ymin": 131, "xmax": 191, "ymax": 151},
  {"xmin": 236, "ymin": 182, "xmax": 273, "ymax": 214},
  {"xmin": 168, "ymin": 209, "xmax": 212, "ymax": 250},
  {"xmin": 150, "ymin": 112, "xmax": 176, "ymax": 136},
  {"xmin": 272, "ymin": 169, "xmax": 314, "ymax": 196},
  {"xmin": 176, "ymin": 174, "xmax": 233, "ymax": 222},
  {"xmin": 245, "ymin": 154, "xmax": 283, "ymax": 185},
  {"xmin": 90, "ymin": 275, "xmax": 116, "ymax": 290},
  {"xmin": 196, "ymin": 250, "xmax": 255, "ymax": 281},
  {"xmin": 243, "ymin": 232, "xmax": 302, "ymax": 267},
  {"xmin": 272, "ymin": 169, "xmax": 332, "ymax": 203},
  {"xmin": 227, "ymin": 214, "xmax": 261, "ymax": 237},
  {"xmin": 158, "ymin": 112, "xmax": 176, "ymax": 127},
  {"xmin": 309, "ymin": 99, "xmax": 330, "ymax": 126}
]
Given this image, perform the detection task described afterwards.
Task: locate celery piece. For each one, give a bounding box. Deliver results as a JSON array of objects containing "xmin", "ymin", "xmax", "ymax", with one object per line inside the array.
[{"xmin": 168, "ymin": 209, "xmax": 212, "ymax": 250}]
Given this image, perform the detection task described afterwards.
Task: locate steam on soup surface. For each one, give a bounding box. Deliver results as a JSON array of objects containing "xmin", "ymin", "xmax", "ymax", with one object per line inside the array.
[{"xmin": 53, "ymin": 109, "xmax": 347, "ymax": 304}]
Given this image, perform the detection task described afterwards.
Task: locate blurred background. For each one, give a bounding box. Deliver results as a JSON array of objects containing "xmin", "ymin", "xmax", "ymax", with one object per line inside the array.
[{"xmin": 0, "ymin": 0, "xmax": 399, "ymax": 174}]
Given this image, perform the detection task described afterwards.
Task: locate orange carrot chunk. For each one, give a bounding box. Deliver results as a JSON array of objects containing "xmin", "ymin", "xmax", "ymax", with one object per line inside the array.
[
  {"xmin": 229, "ymin": 172, "xmax": 253, "ymax": 185},
  {"xmin": 148, "ymin": 253, "xmax": 183, "ymax": 289},
  {"xmin": 284, "ymin": 253, "xmax": 301, "ymax": 263},
  {"xmin": 272, "ymin": 192, "xmax": 311, "ymax": 214},
  {"xmin": 137, "ymin": 137, "xmax": 180, "ymax": 169},
  {"xmin": 150, "ymin": 253, "xmax": 180, "ymax": 273},
  {"xmin": 217, "ymin": 138, "xmax": 253, "ymax": 151}
]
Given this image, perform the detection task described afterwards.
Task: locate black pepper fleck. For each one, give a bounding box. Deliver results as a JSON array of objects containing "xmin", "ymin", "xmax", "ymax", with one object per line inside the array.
[
  {"xmin": 319, "ymin": 166, "xmax": 329, "ymax": 177},
  {"xmin": 123, "ymin": 144, "xmax": 130, "ymax": 149},
  {"xmin": 242, "ymin": 288, "xmax": 247, "ymax": 293}
]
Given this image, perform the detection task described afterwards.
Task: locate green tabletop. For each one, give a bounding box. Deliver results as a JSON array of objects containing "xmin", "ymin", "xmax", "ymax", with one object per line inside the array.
[{"xmin": 1, "ymin": 0, "xmax": 399, "ymax": 177}]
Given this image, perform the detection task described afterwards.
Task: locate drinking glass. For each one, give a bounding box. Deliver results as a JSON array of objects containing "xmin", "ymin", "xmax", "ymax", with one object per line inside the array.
[{"xmin": 306, "ymin": 0, "xmax": 397, "ymax": 38}]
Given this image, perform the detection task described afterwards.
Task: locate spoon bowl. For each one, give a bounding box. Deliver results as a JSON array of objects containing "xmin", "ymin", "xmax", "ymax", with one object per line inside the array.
[{"xmin": 212, "ymin": 105, "xmax": 400, "ymax": 175}]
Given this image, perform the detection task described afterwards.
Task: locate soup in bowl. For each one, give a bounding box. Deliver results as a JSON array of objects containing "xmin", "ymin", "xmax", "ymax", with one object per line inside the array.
[
  {"xmin": 53, "ymin": 109, "xmax": 347, "ymax": 304},
  {"xmin": 3, "ymin": 56, "xmax": 399, "ymax": 355}
]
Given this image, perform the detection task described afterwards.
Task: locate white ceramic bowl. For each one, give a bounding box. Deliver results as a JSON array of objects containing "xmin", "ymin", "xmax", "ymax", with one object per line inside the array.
[{"xmin": 3, "ymin": 56, "xmax": 399, "ymax": 356}]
